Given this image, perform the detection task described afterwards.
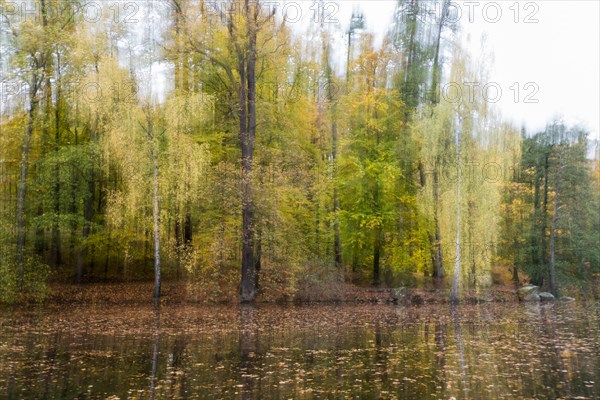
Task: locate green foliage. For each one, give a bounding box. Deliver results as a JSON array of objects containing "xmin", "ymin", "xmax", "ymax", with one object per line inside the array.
[
  {"xmin": 0, "ymin": 260, "xmax": 18, "ymax": 303},
  {"xmin": 0, "ymin": 254, "xmax": 50, "ymax": 304},
  {"xmin": 0, "ymin": 0, "xmax": 596, "ymax": 303},
  {"xmin": 499, "ymin": 122, "xmax": 599, "ymax": 292}
]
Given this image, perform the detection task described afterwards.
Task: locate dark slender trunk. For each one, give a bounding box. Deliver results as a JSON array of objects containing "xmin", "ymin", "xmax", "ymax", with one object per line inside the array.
[
  {"xmin": 428, "ymin": 231, "xmax": 436, "ymax": 277},
  {"xmin": 239, "ymin": 1, "xmax": 258, "ymax": 302},
  {"xmin": 175, "ymin": 211, "xmax": 182, "ymax": 280},
  {"xmin": 549, "ymin": 150, "xmax": 562, "ymax": 297},
  {"xmin": 143, "ymin": 227, "xmax": 148, "ymax": 272},
  {"xmin": 529, "ymin": 172, "xmax": 542, "ymax": 284},
  {"xmin": 328, "ymin": 55, "xmax": 341, "ymax": 269},
  {"xmin": 174, "ymin": 5, "xmax": 184, "ymax": 94},
  {"xmin": 240, "ymin": 95, "xmax": 255, "ymax": 302},
  {"xmin": 513, "ymin": 189, "xmax": 522, "ymax": 287},
  {"xmin": 372, "ymin": 227, "xmax": 382, "ymax": 286},
  {"xmin": 104, "ymin": 237, "xmax": 110, "ymax": 281},
  {"xmin": 52, "ymin": 73, "xmax": 61, "ymax": 269},
  {"xmin": 69, "ymin": 132, "xmax": 77, "ymax": 269},
  {"xmin": 432, "ymin": 166, "xmax": 444, "ymax": 280},
  {"xmin": 402, "ymin": 0, "xmax": 418, "ymax": 110},
  {"xmin": 351, "ymin": 241, "xmax": 358, "ymax": 274},
  {"xmin": 106, "ymin": 172, "xmax": 117, "ymax": 279},
  {"xmin": 430, "ymin": 0, "xmax": 449, "ymax": 105},
  {"xmin": 16, "ymin": 74, "xmax": 40, "ymax": 286},
  {"xmin": 346, "ymin": 30, "xmax": 351, "ymax": 82},
  {"xmin": 315, "ymin": 198, "xmax": 321, "ymax": 257},
  {"xmin": 323, "ymin": 34, "xmax": 342, "ymax": 268},
  {"xmin": 254, "ymin": 223, "xmax": 261, "ymax": 290},
  {"xmin": 468, "ymin": 200, "xmax": 476, "ymax": 288},
  {"xmin": 333, "ymin": 184, "xmax": 341, "ymax": 268},
  {"xmin": 512, "ymin": 252, "xmax": 520, "ymax": 286},
  {"xmin": 77, "ymin": 174, "xmax": 94, "ymax": 284},
  {"xmin": 540, "ymin": 153, "xmax": 550, "ymax": 270},
  {"xmin": 184, "ymin": 210, "xmax": 192, "ymax": 245},
  {"xmin": 34, "ymin": 204, "xmax": 45, "ymax": 254}
]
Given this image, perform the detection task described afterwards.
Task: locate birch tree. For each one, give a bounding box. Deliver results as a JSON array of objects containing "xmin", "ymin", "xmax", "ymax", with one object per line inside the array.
[{"xmin": 450, "ymin": 113, "xmax": 461, "ymax": 303}]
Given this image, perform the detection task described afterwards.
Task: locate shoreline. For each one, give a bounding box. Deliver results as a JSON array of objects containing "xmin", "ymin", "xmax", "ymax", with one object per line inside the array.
[
  {"xmin": 38, "ymin": 281, "xmax": 525, "ymax": 306},
  {"xmin": 6, "ymin": 279, "xmax": 597, "ymax": 306}
]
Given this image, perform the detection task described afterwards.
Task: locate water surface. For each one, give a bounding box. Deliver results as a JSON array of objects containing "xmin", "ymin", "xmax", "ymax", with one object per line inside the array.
[{"xmin": 1, "ymin": 302, "xmax": 598, "ymax": 399}]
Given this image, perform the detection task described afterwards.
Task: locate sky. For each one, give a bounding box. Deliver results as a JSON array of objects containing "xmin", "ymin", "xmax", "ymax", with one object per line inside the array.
[{"xmin": 288, "ymin": 0, "xmax": 600, "ymax": 140}]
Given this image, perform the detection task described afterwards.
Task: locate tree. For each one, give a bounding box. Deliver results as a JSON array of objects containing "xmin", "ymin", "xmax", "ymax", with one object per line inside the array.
[
  {"xmin": 2, "ymin": 0, "xmax": 56, "ymax": 285},
  {"xmin": 450, "ymin": 114, "xmax": 461, "ymax": 303},
  {"xmin": 501, "ymin": 122, "xmax": 598, "ymax": 294},
  {"xmin": 320, "ymin": 15, "xmax": 341, "ymax": 269},
  {"xmin": 0, "ymin": 0, "xmax": 597, "ymax": 304},
  {"xmin": 339, "ymin": 35, "xmax": 405, "ymax": 285}
]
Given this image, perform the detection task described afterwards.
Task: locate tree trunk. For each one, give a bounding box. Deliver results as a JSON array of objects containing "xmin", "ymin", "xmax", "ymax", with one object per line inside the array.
[
  {"xmin": 69, "ymin": 124, "xmax": 78, "ymax": 269},
  {"xmin": 402, "ymin": 0, "xmax": 418, "ymax": 111},
  {"xmin": 430, "ymin": 0, "xmax": 449, "ymax": 105},
  {"xmin": 529, "ymin": 171, "xmax": 542, "ymax": 285},
  {"xmin": 239, "ymin": 0, "xmax": 258, "ymax": 302},
  {"xmin": 175, "ymin": 211, "xmax": 182, "ymax": 279},
  {"xmin": 254, "ymin": 223, "xmax": 261, "ymax": 291},
  {"xmin": 346, "ymin": 21, "xmax": 354, "ymax": 83},
  {"xmin": 184, "ymin": 210, "xmax": 192, "ymax": 245},
  {"xmin": 450, "ymin": 116, "xmax": 461, "ymax": 303},
  {"xmin": 324, "ymin": 38, "xmax": 341, "ymax": 269},
  {"xmin": 372, "ymin": 227, "xmax": 382, "ymax": 286},
  {"xmin": 16, "ymin": 74, "xmax": 40, "ymax": 286},
  {"xmin": 540, "ymin": 153, "xmax": 550, "ymax": 270},
  {"xmin": 315, "ymin": 197, "xmax": 321, "ymax": 257},
  {"xmin": 152, "ymin": 140, "xmax": 161, "ymax": 299},
  {"xmin": 513, "ymin": 190, "xmax": 522, "ymax": 287},
  {"xmin": 329, "ymin": 69, "xmax": 341, "ymax": 270},
  {"xmin": 52, "ymin": 72, "xmax": 61, "ymax": 269},
  {"xmin": 468, "ymin": 199, "xmax": 476, "ymax": 288},
  {"xmin": 548, "ymin": 150, "xmax": 562, "ymax": 297},
  {"xmin": 77, "ymin": 176, "xmax": 94, "ymax": 284},
  {"xmin": 512, "ymin": 252, "xmax": 520, "ymax": 286},
  {"xmin": 34, "ymin": 204, "xmax": 45, "ymax": 254},
  {"xmin": 432, "ymin": 166, "xmax": 444, "ymax": 280}
]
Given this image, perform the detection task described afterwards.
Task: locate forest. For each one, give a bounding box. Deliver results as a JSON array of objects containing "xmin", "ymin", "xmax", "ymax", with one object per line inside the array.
[{"xmin": 0, "ymin": 0, "xmax": 598, "ymax": 304}]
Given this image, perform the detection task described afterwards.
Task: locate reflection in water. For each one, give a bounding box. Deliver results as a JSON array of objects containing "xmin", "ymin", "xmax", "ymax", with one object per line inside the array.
[
  {"xmin": 239, "ymin": 304, "xmax": 258, "ymax": 399},
  {"xmin": 452, "ymin": 305, "xmax": 469, "ymax": 398},
  {"xmin": 168, "ymin": 335, "xmax": 188, "ymax": 394},
  {"xmin": 150, "ymin": 303, "xmax": 160, "ymax": 400},
  {"xmin": 0, "ymin": 302, "xmax": 599, "ymax": 399},
  {"xmin": 541, "ymin": 303, "xmax": 571, "ymax": 398},
  {"xmin": 434, "ymin": 317, "xmax": 447, "ymax": 398},
  {"xmin": 41, "ymin": 332, "xmax": 59, "ymax": 400}
]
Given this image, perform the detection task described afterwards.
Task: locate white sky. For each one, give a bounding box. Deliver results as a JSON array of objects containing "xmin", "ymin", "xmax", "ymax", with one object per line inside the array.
[{"xmin": 287, "ymin": 0, "xmax": 600, "ymax": 139}]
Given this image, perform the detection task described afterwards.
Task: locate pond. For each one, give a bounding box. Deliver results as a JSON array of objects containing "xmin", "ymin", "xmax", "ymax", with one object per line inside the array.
[{"xmin": 1, "ymin": 301, "xmax": 598, "ymax": 399}]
